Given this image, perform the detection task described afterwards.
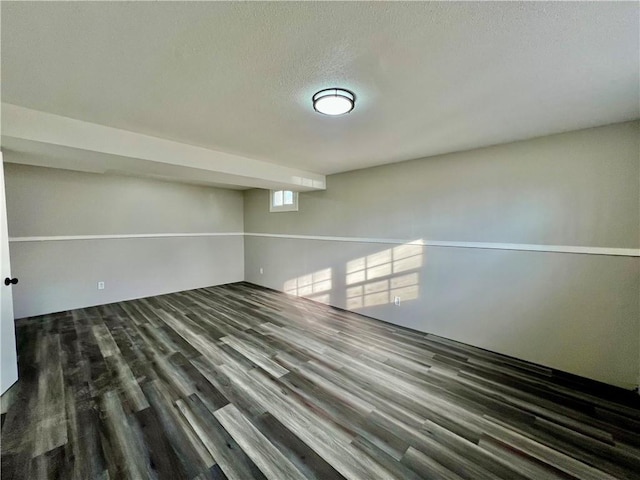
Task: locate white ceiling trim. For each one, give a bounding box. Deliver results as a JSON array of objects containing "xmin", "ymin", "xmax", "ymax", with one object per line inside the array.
[{"xmin": 1, "ymin": 103, "xmax": 325, "ymax": 191}]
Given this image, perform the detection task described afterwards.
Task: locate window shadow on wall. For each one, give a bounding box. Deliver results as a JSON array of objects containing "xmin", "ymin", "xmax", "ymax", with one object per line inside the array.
[
  {"xmin": 345, "ymin": 240, "xmax": 423, "ymax": 309},
  {"xmin": 284, "ymin": 267, "xmax": 333, "ymax": 304},
  {"xmin": 281, "ymin": 240, "xmax": 423, "ymax": 310}
]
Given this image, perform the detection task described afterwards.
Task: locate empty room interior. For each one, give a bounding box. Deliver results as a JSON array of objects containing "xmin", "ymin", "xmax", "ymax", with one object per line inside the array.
[{"xmin": 1, "ymin": 2, "xmax": 639, "ymax": 479}]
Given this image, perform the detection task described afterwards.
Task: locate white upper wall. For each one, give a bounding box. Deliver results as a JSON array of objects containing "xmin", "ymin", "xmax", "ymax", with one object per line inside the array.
[
  {"xmin": 5, "ymin": 163, "xmax": 244, "ymax": 237},
  {"xmin": 245, "ymin": 121, "xmax": 640, "ymax": 249}
]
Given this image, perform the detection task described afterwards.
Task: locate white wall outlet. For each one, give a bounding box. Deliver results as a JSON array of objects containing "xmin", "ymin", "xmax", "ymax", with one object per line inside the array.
[
  {"xmin": 97, "ymin": 281, "xmax": 105, "ymax": 290},
  {"xmin": 259, "ymin": 267, "xmax": 264, "ymax": 275},
  {"xmin": 394, "ymin": 296, "xmax": 401, "ymax": 306}
]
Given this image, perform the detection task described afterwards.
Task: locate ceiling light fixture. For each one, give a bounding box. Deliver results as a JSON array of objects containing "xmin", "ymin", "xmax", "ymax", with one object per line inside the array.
[{"xmin": 312, "ymin": 88, "xmax": 355, "ymax": 116}]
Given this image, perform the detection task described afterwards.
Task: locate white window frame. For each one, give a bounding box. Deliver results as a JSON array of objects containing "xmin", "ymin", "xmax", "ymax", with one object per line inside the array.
[{"xmin": 270, "ymin": 190, "xmax": 299, "ymax": 212}]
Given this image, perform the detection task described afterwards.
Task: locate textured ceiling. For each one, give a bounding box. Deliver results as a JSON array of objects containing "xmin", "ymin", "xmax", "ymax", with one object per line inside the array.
[{"xmin": 2, "ymin": 2, "xmax": 638, "ymax": 175}]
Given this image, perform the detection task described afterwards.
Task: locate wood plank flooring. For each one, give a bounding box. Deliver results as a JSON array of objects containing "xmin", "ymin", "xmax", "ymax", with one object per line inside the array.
[{"xmin": 2, "ymin": 282, "xmax": 639, "ymax": 479}]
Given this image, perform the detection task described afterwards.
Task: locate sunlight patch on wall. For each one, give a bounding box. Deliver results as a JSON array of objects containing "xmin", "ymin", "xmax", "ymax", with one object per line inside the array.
[
  {"xmin": 284, "ymin": 268, "xmax": 332, "ymax": 304},
  {"xmin": 345, "ymin": 240, "xmax": 423, "ymax": 310}
]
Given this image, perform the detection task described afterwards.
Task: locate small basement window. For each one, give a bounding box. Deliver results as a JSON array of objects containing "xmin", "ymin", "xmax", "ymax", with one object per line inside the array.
[{"xmin": 270, "ymin": 190, "xmax": 298, "ymax": 212}]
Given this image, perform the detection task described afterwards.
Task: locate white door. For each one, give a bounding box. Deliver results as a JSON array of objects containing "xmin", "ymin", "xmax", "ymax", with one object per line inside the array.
[{"xmin": 0, "ymin": 151, "xmax": 18, "ymax": 394}]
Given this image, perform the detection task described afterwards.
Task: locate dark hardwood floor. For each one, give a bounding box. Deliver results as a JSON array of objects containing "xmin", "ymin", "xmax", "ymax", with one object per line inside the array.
[{"xmin": 1, "ymin": 282, "xmax": 639, "ymax": 479}]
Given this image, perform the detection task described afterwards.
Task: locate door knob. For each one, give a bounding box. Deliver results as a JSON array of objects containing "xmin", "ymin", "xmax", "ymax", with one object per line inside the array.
[{"xmin": 4, "ymin": 277, "xmax": 18, "ymax": 286}]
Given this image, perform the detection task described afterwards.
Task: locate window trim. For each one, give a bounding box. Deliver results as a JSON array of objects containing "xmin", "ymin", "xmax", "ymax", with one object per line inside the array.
[{"xmin": 269, "ymin": 190, "xmax": 299, "ymax": 212}]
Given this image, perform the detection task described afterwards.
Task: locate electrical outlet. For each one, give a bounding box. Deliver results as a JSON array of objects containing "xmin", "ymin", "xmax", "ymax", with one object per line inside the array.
[
  {"xmin": 97, "ymin": 281, "xmax": 105, "ymax": 290},
  {"xmin": 259, "ymin": 267, "xmax": 264, "ymax": 275},
  {"xmin": 394, "ymin": 296, "xmax": 401, "ymax": 306}
]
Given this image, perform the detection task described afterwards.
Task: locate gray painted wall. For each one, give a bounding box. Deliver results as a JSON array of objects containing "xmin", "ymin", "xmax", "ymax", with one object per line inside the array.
[
  {"xmin": 5, "ymin": 163, "xmax": 244, "ymax": 318},
  {"xmin": 244, "ymin": 121, "xmax": 640, "ymax": 389},
  {"xmin": 4, "ymin": 122, "xmax": 638, "ymax": 388}
]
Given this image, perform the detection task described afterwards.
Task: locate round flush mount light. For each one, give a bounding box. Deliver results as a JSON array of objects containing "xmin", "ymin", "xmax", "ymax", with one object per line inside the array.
[{"xmin": 312, "ymin": 88, "xmax": 355, "ymax": 115}]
